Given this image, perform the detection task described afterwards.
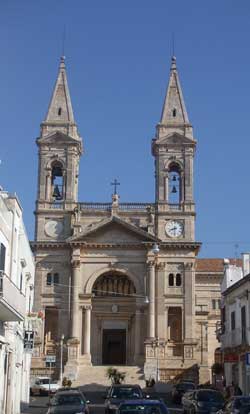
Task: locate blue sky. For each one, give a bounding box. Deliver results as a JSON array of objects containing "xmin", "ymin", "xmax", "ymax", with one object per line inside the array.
[{"xmin": 1, "ymin": 0, "xmax": 250, "ymax": 258}]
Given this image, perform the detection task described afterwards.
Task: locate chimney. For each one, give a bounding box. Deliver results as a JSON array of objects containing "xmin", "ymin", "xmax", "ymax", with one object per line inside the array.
[{"xmin": 242, "ymin": 253, "xmax": 250, "ymax": 277}]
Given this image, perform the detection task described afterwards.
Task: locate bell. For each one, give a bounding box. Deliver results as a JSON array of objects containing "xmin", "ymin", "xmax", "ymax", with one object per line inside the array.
[
  {"xmin": 52, "ymin": 185, "xmax": 62, "ymax": 200},
  {"xmin": 172, "ymin": 175, "xmax": 176, "ymax": 181},
  {"xmin": 171, "ymin": 186, "xmax": 177, "ymax": 193}
]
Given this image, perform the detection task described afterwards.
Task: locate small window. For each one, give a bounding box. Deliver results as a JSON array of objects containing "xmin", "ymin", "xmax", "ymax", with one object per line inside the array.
[
  {"xmin": 20, "ymin": 272, "xmax": 23, "ymax": 291},
  {"xmin": 46, "ymin": 273, "xmax": 59, "ymax": 286},
  {"xmin": 231, "ymin": 311, "xmax": 235, "ymax": 330},
  {"xmin": 172, "ymin": 108, "xmax": 176, "ymax": 117},
  {"xmin": 47, "ymin": 273, "xmax": 52, "ymax": 286},
  {"xmin": 217, "ymin": 299, "xmax": 221, "ymax": 309},
  {"xmin": 58, "ymin": 107, "xmax": 62, "ymax": 116},
  {"xmin": 176, "ymin": 273, "xmax": 182, "ymax": 286},
  {"xmin": 169, "ymin": 273, "xmax": 174, "ymax": 286},
  {"xmin": 53, "ymin": 273, "xmax": 59, "ymax": 285},
  {"xmin": 0, "ymin": 243, "xmax": 6, "ymax": 272},
  {"xmin": 212, "ymin": 299, "xmax": 216, "ymax": 310}
]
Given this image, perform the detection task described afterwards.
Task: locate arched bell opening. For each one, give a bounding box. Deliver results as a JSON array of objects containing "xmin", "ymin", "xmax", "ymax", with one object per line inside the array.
[
  {"xmin": 168, "ymin": 163, "xmax": 182, "ymax": 204},
  {"xmin": 89, "ymin": 271, "xmax": 139, "ymax": 366},
  {"xmin": 51, "ymin": 161, "xmax": 64, "ymax": 201}
]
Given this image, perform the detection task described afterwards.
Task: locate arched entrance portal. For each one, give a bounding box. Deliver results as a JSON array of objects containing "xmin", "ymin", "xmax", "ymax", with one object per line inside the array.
[{"xmin": 91, "ymin": 271, "xmax": 137, "ymax": 365}]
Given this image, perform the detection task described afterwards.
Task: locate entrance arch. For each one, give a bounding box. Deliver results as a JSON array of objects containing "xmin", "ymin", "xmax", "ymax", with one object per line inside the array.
[{"xmin": 90, "ymin": 271, "xmax": 138, "ymax": 365}]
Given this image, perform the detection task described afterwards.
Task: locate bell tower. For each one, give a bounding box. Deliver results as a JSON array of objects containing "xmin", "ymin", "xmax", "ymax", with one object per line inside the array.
[
  {"xmin": 35, "ymin": 56, "xmax": 83, "ymax": 241},
  {"xmin": 152, "ymin": 56, "xmax": 196, "ymax": 242}
]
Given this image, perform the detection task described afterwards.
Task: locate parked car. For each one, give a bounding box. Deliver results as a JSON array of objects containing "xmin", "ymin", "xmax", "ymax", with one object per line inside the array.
[
  {"xmin": 182, "ymin": 389, "xmax": 224, "ymax": 414},
  {"xmin": 172, "ymin": 381, "xmax": 196, "ymax": 403},
  {"xmin": 216, "ymin": 396, "xmax": 250, "ymax": 414},
  {"xmin": 118, "ymin": 399, "xmax": 168, "ymax": 414},
  {"xmin": 30, "ymin": 376, "xmax": 60, "ymax": 396},
  {"xmin": 47, "ymin": 389, "xmax": 89, "ymax": 414},
  {"xmin": 104, "ymin": 384, "xmax": 145, "ymax": 414}
]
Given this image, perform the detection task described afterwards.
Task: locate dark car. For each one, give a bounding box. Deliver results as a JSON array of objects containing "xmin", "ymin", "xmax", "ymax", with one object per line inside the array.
[
  {"xmin": 47, "ymin": 390, "xmax": 89, "ymax": 414},
  {"xmin": 182, "ymin": 389, "xmax": 224, "ymax": 414},
  {"xmin": 172, "ymin": 382, "xmax": 196, "ymax": 403},
  {"xmin": 118, "ymin": 399, "xmax": 168, "ymax": 414},
  {"xmin": 104, "ymin": 384, "xmax": 145, "ymax": 414},
  {"xmin": 216, "ymin": 397, "xmax": 250, "ymax": 414}
]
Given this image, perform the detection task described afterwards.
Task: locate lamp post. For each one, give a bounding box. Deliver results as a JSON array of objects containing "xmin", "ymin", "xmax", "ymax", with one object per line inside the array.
[
  {"xmin": 152, "ymin": 337, "xmax": 164, "ymax": 382},
  {"xmin": 60, "ymin": 334, "xmax": 65, "ymax": 385}
]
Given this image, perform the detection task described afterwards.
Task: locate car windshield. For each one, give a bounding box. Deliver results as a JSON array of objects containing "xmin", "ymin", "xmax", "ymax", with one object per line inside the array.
[
  {"xmin": 234, "ymin": 398, "xmax": 250, "ymax": 409},
  {"xmin": 110, "ymin": 388, "xmax": 141, "ymax": 398},
  {"xmin": 197, "ymin": 391, "xmax": 224, "ymax": 402},
  {"xmin": 119, "ymin": 404, "xmax": 166, "ymax": 414},
  {"xmin": 177, "ymin": 383, "xmax": 195, "ymax": 390},
  {"xmin": 53, "ymin": 394, "xmax": 84, "ymax": 406},
  {"xmin": 40, "ymin": 379, "xmax": 50, "ymax": 384}
]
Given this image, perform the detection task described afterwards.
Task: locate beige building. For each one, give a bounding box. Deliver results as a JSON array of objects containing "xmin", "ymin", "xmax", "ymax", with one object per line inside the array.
[{"xmin": 31, "ymin": 56, "xmax": 224, "ymax": 384}]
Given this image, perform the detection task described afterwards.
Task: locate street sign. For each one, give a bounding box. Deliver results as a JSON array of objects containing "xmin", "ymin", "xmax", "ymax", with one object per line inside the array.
[
  {"xmin": 24, "ymin": 330, "xmax": 34, "ymax": 350},
  {"xmin": 246, "ymin": 352, "xmax": 250, "ymax": 365},
  {"xmin": 45, "ymin": 355, "xmax": 56, "ymax": 363}
]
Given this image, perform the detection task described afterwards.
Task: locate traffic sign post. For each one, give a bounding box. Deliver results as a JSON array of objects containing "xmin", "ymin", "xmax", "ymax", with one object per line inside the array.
[{"xmin": 45, "ymin": 355, "xmax": 56, "ymax": 405}]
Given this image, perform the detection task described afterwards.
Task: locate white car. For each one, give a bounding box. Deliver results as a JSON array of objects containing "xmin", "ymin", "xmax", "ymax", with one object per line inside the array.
[{"xmin": 30, "ymin": 376, "xmax": 60, "ymax": 396}]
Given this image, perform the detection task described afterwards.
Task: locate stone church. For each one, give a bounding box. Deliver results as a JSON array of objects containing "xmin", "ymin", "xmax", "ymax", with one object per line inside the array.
[{"xmin": 31, "ymin": 55, "xmax": 225, "ymax": 384}]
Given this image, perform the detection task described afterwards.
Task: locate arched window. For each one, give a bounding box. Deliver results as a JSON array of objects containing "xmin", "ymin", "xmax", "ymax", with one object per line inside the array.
[
  {"xmin": 58, "ymin": 107, "xmax": 62, "ymax": 116},
  {"xmin": 51, "ymin": 162, "xmax": 64, "ymax": 201},
  {"xmin": 47, "ymin": 273, "xmax": 52, "ymax": 286},
  {"xmin": 176, "ymin": 273, "xmax": 182, "ymax": 286},
  {"xmin": 172, "ymin": 108, "xmax": 177, "ymax": 117},
  {"xmin": 169, "ymin": 273, "xmax": 174, "ymax": 287},
  {"xmin": 92, "ymin": 272, "xmax": 136, "ymax": 297},
  {"xmin": 168, "ymin": 163, "xmax": 181, "ymax": 204}
]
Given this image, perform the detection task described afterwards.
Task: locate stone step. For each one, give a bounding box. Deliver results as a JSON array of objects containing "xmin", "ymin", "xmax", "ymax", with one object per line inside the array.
[{"xmin": 73, "ymin": 365, "xmax": 145, "ymax": 390}]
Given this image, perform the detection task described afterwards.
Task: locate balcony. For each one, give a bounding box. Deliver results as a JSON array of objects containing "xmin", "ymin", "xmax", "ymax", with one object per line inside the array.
[
  {"xmin": 221, "ymin": 328, "xmax": 250, "ymax": 348},
  {"xmin": 0, "ymin": 271, "xmax": 26, "ymax": 321}
]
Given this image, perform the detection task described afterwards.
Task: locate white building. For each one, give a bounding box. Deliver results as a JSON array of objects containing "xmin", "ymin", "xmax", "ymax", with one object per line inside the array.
[
  {"xmin": 0, "ymin": 190, "xmax": 35, "ymax": 414},
  {"xmin": 220, "ymin": 255, "xmax": 250, "ymax": 394}
]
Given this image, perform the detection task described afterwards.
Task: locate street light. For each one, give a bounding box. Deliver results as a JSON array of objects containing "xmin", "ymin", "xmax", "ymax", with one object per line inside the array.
[
  {"xmin": 60, "ymin": 334, "xmax": 65, "ymax": 385},
  {"xmin": 152, "ymin": 337, "xmax": 165, "ymax": 382}
]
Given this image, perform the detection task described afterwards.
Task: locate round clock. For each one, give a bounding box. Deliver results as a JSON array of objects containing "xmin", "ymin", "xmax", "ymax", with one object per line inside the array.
[
  {"xmin": 45, "ymin": 220, "xmax": 63, "ymax": 238},
  {"xmin": 165, "ymin": 220, "xmax": 183, "ymax": 238}
]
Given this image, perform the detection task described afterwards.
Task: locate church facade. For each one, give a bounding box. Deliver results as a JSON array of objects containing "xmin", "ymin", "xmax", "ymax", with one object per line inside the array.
[{"xmin": 31, "ymin": 56, "xmax": 222, "ymax": 383}]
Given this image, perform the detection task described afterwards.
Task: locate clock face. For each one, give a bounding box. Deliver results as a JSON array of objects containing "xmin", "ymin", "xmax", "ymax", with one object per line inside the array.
[
  {"xmin": 45, "ymin": 220, "xmax": 63, "ymax": 238},
  {"xmin": 165, "ymin": 220, "xmax": 183, "ymax": 238}
]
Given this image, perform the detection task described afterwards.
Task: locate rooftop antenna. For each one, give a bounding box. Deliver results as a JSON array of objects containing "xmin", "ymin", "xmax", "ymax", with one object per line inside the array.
[
  {"xmin": 172, "ymin": 32, "xmax": 175, "ymax": 57},
  {"xmin": 234, "ymin": 243, "xmax": 239, "ymax": 265},
  {"xmin": 62, "ymin": 24, "xmax": 66, "ymax": 57}
]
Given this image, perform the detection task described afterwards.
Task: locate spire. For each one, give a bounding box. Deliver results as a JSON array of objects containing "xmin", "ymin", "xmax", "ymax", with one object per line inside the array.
[
  {"xmin": 45, "ymin": 56, "xmax": 75, "ymax": 124},
  {"xmin": 160, "ymin": 56, "xmax": 190, "ymax": 126}
]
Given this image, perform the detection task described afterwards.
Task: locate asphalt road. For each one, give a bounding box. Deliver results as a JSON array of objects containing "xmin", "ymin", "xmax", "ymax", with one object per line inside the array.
[{"xmin": 22, "ymin": 393, "xmax": 183, "ymax": 414}]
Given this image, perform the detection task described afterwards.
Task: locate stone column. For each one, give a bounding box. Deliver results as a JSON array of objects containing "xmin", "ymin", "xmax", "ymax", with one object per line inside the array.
[
  {"xmin": 83, "ymin": 305, "xmax": 91, "ymax": 355},
  {"xmin": 134, "ymin": 309, "xmax": 142, "ymax": 361},
  {"xmin": 45, "ymin": 171, "xmax": 51, "ymax": 201},
  {"xmin": 71, "ymin": 259, "xmax": 81, "ymax": 340},
  {"xmin": 184, "ymin": 262, "xmax": 195, "ymax": 341},
  {"xmin": 165, "ymin": 306, "xmax": 169, "ymax": 340},
  {"xmin": 148, "ymin": 261, "xmax": 155, "ymax": 338}
]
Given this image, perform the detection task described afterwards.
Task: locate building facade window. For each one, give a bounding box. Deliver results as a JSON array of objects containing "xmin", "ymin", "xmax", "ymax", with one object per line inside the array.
[
  {"xmin": 46, "ymin": 273, "xmax": 59, "ymax": 286},
  {"xmin": 231, "ymin": 311, "xmax": 236, "ymax": 330},
  {"xmin": 241, "ymin": 306, "xmax": 246, "ymax": 343},
  {"xmin": 176, "ymin": 273, "xmax": 182, "ymax": 286},
  {"xmin": 169, "ymin": 273, "xmax": 174, "ymax": 286},
  {"xmin": 0, "ymin": 243, "xmax": 6, "ymax": 271},
  {"xmin": 168, "ymin": 272, "xmax": 182, "ymax": 287}
]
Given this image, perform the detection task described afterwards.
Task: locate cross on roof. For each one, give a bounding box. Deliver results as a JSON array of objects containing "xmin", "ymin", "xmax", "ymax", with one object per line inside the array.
[{"xmin": 111, "ymin": 178, "xmax": 120, "ymax": 195}]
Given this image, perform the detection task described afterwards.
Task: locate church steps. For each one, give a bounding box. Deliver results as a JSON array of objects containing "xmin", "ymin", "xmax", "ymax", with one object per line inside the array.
[{"xmin": 73, "ymin": 365, "xmax": 145, "ymax": 390}]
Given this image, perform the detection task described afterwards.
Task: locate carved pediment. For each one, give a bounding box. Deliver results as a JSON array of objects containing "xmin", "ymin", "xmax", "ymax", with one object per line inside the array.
[
  {"xmin": 37, "ymin": 130, "xmax": 81, "ymax": 146},
  {"xmin": 68, "ymin": 216, "xmax": 158, "ymax": 244},
  {"xmin": 156, "ymin": 132, "xmax": 196, "ymax": 147}
]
